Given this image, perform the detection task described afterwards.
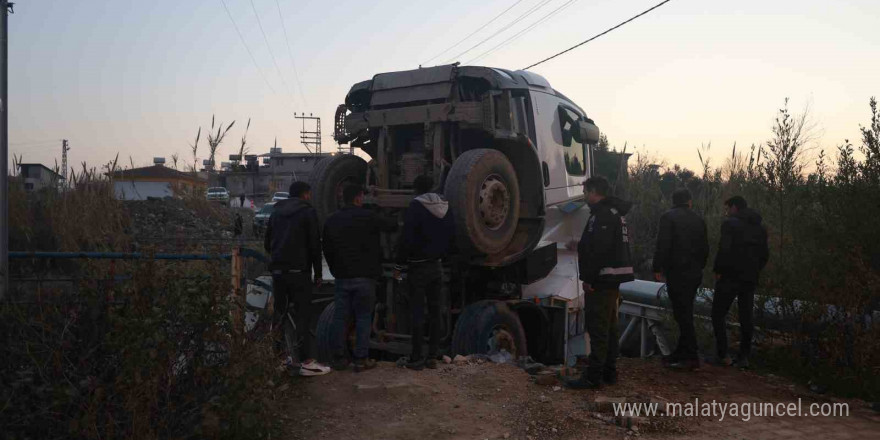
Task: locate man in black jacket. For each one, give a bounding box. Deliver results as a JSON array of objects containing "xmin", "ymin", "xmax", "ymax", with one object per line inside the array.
[
  {"xmin": 323, "ymin": 184, "xmax": 398, "ymax": 372},
  {"xmin": 394, "ymin": 175, "xmax": 455, "ymax": 371},
  {"xmin": 653, "ymin": 189, "xmax": 709, "ymax": 370},
  {"xmin": 264, "ymin": 181, "xmax": 328, "ymax": 376},
  {"xmin": 712, "ymin": 196, "xmax": 769, "ymax": 369},
  {"xmin": 567, "ymin": 176, "xmax": 635, "ymax": 389}
]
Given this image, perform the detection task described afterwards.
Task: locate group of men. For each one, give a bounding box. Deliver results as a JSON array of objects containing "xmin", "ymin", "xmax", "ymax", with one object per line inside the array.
[
  {"xmin": 263, "ymin": 176, "xmax": 454, "ymax": 376},
  {"xmin": 565, "ymin": 176, "xmax": 769, "ymax": 389},
  {"xmin": 264, "ymin": 173, "xmax": 769, "ymax": 384}
]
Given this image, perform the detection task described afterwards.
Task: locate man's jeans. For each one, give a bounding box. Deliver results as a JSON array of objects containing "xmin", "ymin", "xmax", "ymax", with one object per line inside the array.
[
  {"xmin": 408, "ymin": 261, "xmax": 443, "ymax": 360},
  {"xmin": 331, "ymin": 278, "xmax": 376, "ymax": 360},
  {"xmin": 712, "ymin": 278, "xmax": 757, "ymax": 358},
  {"xmin": 271, "ymin": 271, "xmax": 313, "ymax": 362}
]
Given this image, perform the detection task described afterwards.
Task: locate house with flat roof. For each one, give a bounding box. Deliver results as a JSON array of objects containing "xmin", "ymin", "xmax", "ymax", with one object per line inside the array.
[{"xmin": 109, "ymin": 165, "xmax": 207, "ymax": 200}]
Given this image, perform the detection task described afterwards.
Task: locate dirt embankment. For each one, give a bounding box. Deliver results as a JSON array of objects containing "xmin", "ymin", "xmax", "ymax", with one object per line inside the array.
[
  {"xmin": 124, "ymin": 198, "xmax": 256, "ymax": 253},
  {"xmin": 281, "ymin": 357, "xmax": 879, "ymax": 440}
]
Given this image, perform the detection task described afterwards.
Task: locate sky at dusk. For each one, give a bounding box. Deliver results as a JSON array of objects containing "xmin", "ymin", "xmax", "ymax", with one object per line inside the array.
[{"xmin": 7, "ymin": 0, "xmax": 880, "ymax": 173}]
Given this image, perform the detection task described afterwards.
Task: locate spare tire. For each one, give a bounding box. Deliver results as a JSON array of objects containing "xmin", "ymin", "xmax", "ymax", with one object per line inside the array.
[
  {"xmin": 309, "ymin": 154, "xmax": 368, "ymax": 225},
  {"xmin": 444, "ymin": 149, "xmax": 520, "ymax": 255},
  {"xmin": 451, "ymin": 300, "xmax": 528, "ymax": 358}
]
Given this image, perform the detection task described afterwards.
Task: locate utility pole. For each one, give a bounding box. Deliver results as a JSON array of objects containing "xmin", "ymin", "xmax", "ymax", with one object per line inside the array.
[
  {"xmin": 61, "ymin": 139, "xmax": 69, "ymax": 184},
  {"xmin": 0, "ymin": 1, "xmax": 12, "ymax": 301},
  {"xmin": 294, "ymin": 113, "xmax": 321, "ymax": 156}
]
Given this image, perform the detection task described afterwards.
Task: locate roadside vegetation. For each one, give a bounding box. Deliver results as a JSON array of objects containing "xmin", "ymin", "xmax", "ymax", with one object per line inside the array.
[
  {"xmin": 2, "ymin": 166, "xmax": 281, "ymax": 439},
  {"xmin": 617, "ymin": 97, "xmax": 880, "ymax": 400}
]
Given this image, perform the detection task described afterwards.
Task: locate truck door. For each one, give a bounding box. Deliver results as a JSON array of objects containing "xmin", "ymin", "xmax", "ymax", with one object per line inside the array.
[{"xmin": 530, "ymin": 91, "xmax": 588, "ymax": 206}]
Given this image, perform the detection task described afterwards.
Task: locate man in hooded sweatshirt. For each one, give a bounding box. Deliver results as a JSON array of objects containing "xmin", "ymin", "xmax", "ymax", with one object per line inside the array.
[
  {"xmin": 394, "ymin": 175, "xmax": 456, "ymax": 371},
  {"xmin": 264, "ymin": 181, "xmax": 330, "ymax": 376},
  {"xmin": 712, "ymin": 196, "xmax": 769, "ymax": 369},
  {"xmin": 566, "ymin": 176, "xmax": 635, "ymax": 389}
]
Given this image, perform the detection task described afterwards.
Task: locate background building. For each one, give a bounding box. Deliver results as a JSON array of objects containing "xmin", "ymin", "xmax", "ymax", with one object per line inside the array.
[
  {"xmin": 17, "ymin": 164, "xmax": 64, "ymax": 192},
  {"xmin": 109, "ymin": 164, "xmax": 207, "ymax": 200}
]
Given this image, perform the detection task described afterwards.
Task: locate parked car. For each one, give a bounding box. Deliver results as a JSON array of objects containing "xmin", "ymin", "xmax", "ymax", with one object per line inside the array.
[
  {"xmin": 206, "ymin": 187, "xmax": 230, "ymax": 205},
  {"xmin": 271, "ymin": 192, "xmax": 289, "ymax": 202},
  {"xmin": 252, "ymin": 202, "xmax": 276, "ymax": 236}
]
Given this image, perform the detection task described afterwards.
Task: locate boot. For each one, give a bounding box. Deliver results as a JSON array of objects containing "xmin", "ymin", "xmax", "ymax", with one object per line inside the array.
[
  {"xmin": 602, "ymin": 368, "xmax": 618, "ymax": 385},
  {"xmin": 353, "ymin": 358, "xmax": 377, "ymax": 373}
]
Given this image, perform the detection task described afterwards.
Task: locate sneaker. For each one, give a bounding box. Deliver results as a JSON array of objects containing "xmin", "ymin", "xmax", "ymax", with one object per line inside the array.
[
  {"xmin": 425, "ymin": 358, "xmax": 439, "ymax": 370},
  {"xmin": 734, "ymin": 355, "xmax": 750, "ymax": 369},
  {"xmin": 299, "ymin": 359, "xmax": 332, "ymax": 377},
  {"xmin": 406, "ymin": 358, "xmax": 425, "ymax": 371},
  {"xmin": 353, "ymin": 358, "xmax": 377, "ymax": 373}
]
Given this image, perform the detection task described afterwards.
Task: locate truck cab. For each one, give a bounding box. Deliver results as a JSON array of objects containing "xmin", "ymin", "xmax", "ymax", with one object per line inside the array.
[{"xmin": 320, "ymin": 64, "xmax": 599, "ymax": 269}]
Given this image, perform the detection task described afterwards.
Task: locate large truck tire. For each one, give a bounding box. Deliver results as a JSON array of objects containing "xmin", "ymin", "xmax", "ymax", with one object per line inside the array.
[
  {"xmin": 451, "ymin": 300, "xmax": 528, "ymax": 359},
  {"xmin": 309, "ymin": 154, "xmax": 368, "ymax": 225},
  {"xmin": 444, "ymin": 149, "xmax": 521, "ymax": 255},
  {"xmin": 315, "ymin": 301, "xmax": 351, "ymax": 363}
]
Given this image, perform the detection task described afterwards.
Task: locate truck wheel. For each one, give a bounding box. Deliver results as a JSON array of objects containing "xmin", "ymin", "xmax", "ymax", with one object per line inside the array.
[
  {"xmin": 452, "ymin": 300, "xmax": 528, "ymax": 358},
  {"xmin": 309, "ymin": 155, "xmax": 368, "ymax": 224},
  {"xmin": 315, "ymin": 301, "xmax": 352, "ymax": 363},
  {"xmin": 445, "ymin": 149, "xmax": 520, "ymax": 255}
]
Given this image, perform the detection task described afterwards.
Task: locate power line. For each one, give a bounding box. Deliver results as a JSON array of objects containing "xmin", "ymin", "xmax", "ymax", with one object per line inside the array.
[
  {"xmin": 219, "ymin": 0, "xmax": 279, "ymax": 96},
  {"xmin": 248, "ymin": 0, "xmax": 296, "ymax": 106},
  {"xmin": 443, "ymin": 0, "xmax": 556, "ymax": 65},
  {"xmin": 274, "ymin": 0, "xmax": 308, "ymax": 108},
  {"xmin": 522, "ymin": 0, "xmax": 674, "ymax": 70},
  {"xmin": 422, "ymin": 0, "xmax": 525, "ymax": 66},
  {"xmin": 466, "ymin": 0, "xmax": 579, "ymax": 65}
]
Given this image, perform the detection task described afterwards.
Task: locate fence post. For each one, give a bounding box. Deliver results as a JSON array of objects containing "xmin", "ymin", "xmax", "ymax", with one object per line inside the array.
[{"xmin": 231, "ymin": 246, "xmax": 243, "ymax": 335}]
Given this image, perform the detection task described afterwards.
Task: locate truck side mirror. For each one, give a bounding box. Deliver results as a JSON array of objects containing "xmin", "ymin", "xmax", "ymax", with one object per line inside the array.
[{"xmin": 572, "ymin": 120, "xmax": 600, "ymax": 145}]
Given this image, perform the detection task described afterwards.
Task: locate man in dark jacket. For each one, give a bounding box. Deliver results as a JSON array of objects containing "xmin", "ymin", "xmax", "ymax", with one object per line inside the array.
[
  {"xmin": 566, "ymin": 176, "xmax": 635, "ymax": 389},
  {"xmin": 394, "ymin": 175, "xmax": 455, "ymax": 371},
  {"xmin": 653, "ymin": 189, "xmax": 709, "ymax": 370},
  {"xmin": 323, "ymin": 184, "xmax": 398, "ymax": 372},
  {"xmin": 712, "ymin": 196, "xmax": 769, "ymax": 368},
  {"xmin": 264, "ymin": 181, "xmax": 328, "ymax": 376}
]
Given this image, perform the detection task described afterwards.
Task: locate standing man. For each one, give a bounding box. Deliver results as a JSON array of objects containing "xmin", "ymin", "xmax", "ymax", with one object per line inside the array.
[
  {"xmin": 264, "ymin": 181, "xmax": 330, "ymax": 376},
  {"xmin": 566, "ymin": 176, "xmax": 635, "ymax": 389},
  {"xmin": 712, "ymin": 196, "xmax": 769, "ymax": 368},
  {"xmin": 323, "ymin": 184, "xmax": 398, "ymax": 372},
  {"xmin": 653, "ymin": 189, "xmax": 709, "ymax": 370},
  {"xmin": 394, "ymin": 175, "xmax": 455, "ymax": 371},
  {"xmin": 239, "ymin": 193, "xmax": 246, "ymax": 208}
]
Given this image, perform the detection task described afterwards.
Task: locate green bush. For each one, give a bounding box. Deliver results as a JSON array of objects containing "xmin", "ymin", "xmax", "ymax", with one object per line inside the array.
[{"xmin": 617, "ymin": 98, "xmax": 880, "ymax": 400}]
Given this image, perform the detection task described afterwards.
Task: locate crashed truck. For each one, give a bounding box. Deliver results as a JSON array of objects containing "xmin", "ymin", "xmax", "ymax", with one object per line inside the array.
[{"xmin": 250, "ymin": 64, "xmax": 672, "ymax": 366}]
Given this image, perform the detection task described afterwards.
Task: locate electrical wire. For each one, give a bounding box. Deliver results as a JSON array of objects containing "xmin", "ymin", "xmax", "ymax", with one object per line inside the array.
[
  {"xmin": 521, "ymin": 0, "xmax": 674, "ymax": 70},
  {"xmin": 248, "ymin": 0, "xmax": 297, "ymax": 106},
  {"xmin": 422, "ymin": 0, "xmax": 525, "ymax": 66},
  {"xmin": 465, "ymin": 0, "xmax": 579, "ymax": 65},
  {"xmin": 219, "ymin": 0, "xmax": 279, "ymax": 96},
  {"xmin": 274, "ymin": 0, "xmax": 309, "ymax": 108},
  {"xmin": 442, "ymin": 0, "xmax": 557, "ymax": 65}
]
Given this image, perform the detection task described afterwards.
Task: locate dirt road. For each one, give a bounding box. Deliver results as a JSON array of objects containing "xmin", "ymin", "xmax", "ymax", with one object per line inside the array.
[{"xmin": 280, "ymin": 357, "xmax": 878, "ymax": 440}]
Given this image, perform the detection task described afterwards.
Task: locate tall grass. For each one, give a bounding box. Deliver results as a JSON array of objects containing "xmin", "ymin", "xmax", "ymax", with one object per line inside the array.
[{"xmin": 619, "ymin": 97, "xmax": 880, "ymax": 399}]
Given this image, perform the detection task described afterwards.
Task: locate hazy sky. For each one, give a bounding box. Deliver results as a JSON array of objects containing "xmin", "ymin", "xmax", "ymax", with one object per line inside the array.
[{"xmin": 8, "ymin": 0, "xmax": 880, "ymax": 173}]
